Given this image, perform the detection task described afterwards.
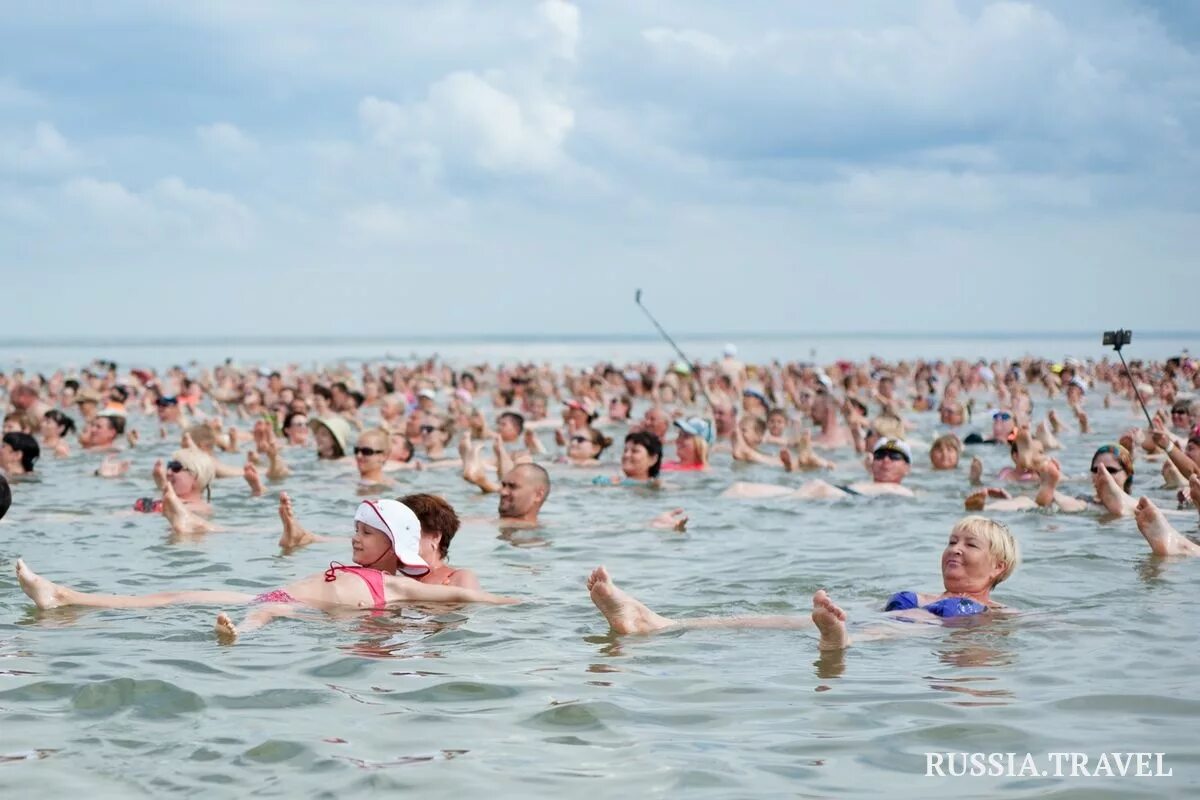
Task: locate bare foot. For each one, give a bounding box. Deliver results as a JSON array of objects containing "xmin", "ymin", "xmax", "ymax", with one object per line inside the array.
[
  {"xmin": 1034, "ymin": 420, "xmax": 1060, "ymax": 450},
  {"xmin": 779, "ymin": 448, "xmax": 795, "ymax": 473},
  {"xmin": 1190, "ymin": 474, "xmax": 1200, "ymax": 520},
  {"xmin": 15, "ymin": 559, "xmax": 72, "ymax": 610},
  {"xmin": 811, "ymin": 590, "xmax": 850, "ymax": 650},
  {"xmin": 1093, "ymin": 463, "xmax": 1135, "ymax": 516},
  {"xmin": 794, "ymin": 429, "xmax": 833, "ymax": 470},
  {"xmin": 214, "ymin": 612, "xmax": 239, "ymax": 644},
  {"xmin": 181, "ymin": 431, "xmax": 197, "ymax": 450},
  {"xmin": 731, "ymin": 425, "xmax": 757, "ymax": 462},
  {"xmin": 152, "ymin": 458, "xmax": 167, "ymax": 491},
  {"xmin": 1161, "ymin": 460, "xmax": 1185, "ymax": 490},
  {"xmin": 277, "ymin": 492, "xmax": 318, "ymax": 549},
  {"xmin": 243, "ymin": 461, "xmax": 265, "ymax": 497},
  {"xmin": 1047, "ymin": 409, "xmax": 1063, "ymax": 434},
  {"xmin": 969, "ymin": 456, "xmax": 983, "ymax": 485},
  {"xmin": 587, "ymin": 566, "xmax": 674, "ymax": 635},
  {"xmin": 162, "ymin": 482, "xmax": 214, "ymax": 535},
  {"xmin": 1134, "ymin": 497, "xmax": 1200, "ymax": 557},
  {"xmin": 650, "ymin": 508, "xmax": 688, "ymax": 532}
]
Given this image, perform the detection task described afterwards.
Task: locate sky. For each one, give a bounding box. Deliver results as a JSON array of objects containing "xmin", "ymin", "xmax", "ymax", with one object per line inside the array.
[{"xmin": 0, "ymin": 1, "xmax": 1197, "ymax": 339}]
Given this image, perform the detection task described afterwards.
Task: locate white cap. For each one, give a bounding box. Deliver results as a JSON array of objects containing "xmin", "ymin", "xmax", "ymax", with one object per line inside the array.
[
  {"xmin": 354, "ymin": 499, "xmax": 429, "ymax": 576},
  {"xmin": 417, "ymin": 388, "xmax": 437, "ymax": 400},
  {"xmin": 723, "ymin": 343, "xmax": 738, "ymax": 357}
]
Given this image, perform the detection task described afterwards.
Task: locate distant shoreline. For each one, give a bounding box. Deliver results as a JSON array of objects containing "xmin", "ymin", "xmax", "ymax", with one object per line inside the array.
[{"xmin": 1, "ymin": 330, "xmax": 1195, "ymax": 349}]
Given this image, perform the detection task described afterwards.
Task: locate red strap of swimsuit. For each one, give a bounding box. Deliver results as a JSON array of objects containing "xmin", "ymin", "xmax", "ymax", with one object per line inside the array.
[{"xmin": 324, "ymin": 561, "xmax": 345, "ymax": 582}]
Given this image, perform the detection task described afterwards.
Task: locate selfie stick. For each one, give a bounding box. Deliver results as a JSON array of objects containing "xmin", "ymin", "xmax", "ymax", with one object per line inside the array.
[
  {"xmin": 1109, "ymin": 333, "xmax": 1154, "ymax": 428},
  {"xmin": 635, "ymin": 289, "xmax": 717, "ymax": 410}
]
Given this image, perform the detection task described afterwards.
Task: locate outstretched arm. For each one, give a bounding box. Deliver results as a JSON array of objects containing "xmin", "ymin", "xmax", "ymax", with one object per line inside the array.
[{"xmin": 384, "ymin": 576, "xmax": 517, "ymax": 605}]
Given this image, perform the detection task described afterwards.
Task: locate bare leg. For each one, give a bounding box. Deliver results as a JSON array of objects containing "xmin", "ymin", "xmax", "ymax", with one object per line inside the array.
[
  {"xmin": 789, "ymin": 479, "xmax": 850, "ymax": 500},
  {"xmin": 793, "ymin": 429, "xmax": 834, "ymax": 470},
  {"xmin": 16, "ymin": 559, "xmax": 254, "ymax": 610},
  {"xmin": 587, "ymin": 566, "xmax": 675, "ymax": 634},
  {"xmin": 1191, "ymin": 474, "xmax": 1200, "ymax": 521},
  {"xmin": 1161, "ymin": 459, "xmax": 1185, "ymax": 490},
  {"xmin": 1134, "ymin": 497, "xmax": 1200, "ymax": 557},
  {"xmin": 721, "ymin": 481, "xmax": 796, "ymax": 499},
  {"xmin": 812, "ymin": 590, "xmax": 850, "ymax": 650}
]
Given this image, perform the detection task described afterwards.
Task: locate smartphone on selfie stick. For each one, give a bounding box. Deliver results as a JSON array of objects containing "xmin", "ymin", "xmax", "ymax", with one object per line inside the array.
[{"xmin": 1102, "ymin": 329, "xmax": 1154, "ymax": 427}]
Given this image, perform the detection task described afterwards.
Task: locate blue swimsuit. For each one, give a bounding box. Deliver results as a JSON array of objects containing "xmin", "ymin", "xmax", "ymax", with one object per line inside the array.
[{"xmin": 885, "ymin": 591, "xmax": 987, "ymax": 618}]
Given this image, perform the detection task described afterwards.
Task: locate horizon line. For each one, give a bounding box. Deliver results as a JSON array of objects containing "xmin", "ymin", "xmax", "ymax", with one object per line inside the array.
[{"xmin": 0, "ymin": 330, "xmax": 1195, "ymax": 349}]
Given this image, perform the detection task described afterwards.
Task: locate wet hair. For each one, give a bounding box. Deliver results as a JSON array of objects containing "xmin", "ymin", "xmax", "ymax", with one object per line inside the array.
[
  {"xmin": 98, "ymin": 414, "xmax": 126, "ymax": 435},
  {"xmin": 741, "ymin": 415, "xmax": 767, "ymax": 437},
  {"xmin": 43, "ymin": 410, "xmax": 76, "ymax": 437},
  {"xmin": 64, "ymin": 379, "xmax": 80, "ymax": 392},
  {"xmin": 185, "ymin": 424, "xmax": 217, "ymax": 450},
  {"xmin": 3, "ymin": 432, "xmax": 40, "ymax": 471},
  {"xmin": 953, "ymin": 516, "xmax": 1019, "ymax": 588},
  {"xmin": 398, "ymin": 493, "xmax": 460, "ymax": 559},
  {"xmin": 586, "ymin": 428, "xmax": 614, "ymax": 456},
  {"xmin": 498, "ymin": 411, "xmax": 525, "ymax": 433},
  {"xmin": 624, "ymin": 430, "xmax": 663, "ymax": 478},
  {"xmin": 0, "ymin": 473, "xmax": 9, "ymax": 520},
  {"xmin": 3, "ymin": 412, "xmax": 33, "ymax": 434},
  {"xmin": 281, "ymin": 411, "xmax": 308, "ymax": 434}
]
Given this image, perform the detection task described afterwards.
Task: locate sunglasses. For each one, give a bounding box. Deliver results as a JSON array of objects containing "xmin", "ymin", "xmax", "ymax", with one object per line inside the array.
[
  {"xmin": 166, "ymin": 460, "xmax": 184, "ymax": 473},
  {"xmin": 993, "ymin": 412, "xmax": 1013, "ymax": 421},
  {"xmin": 354, "ymin": 446, "xmax": 384, "ymax": 457},
  {"xmin": 1090, "ymin": 465, "xmax": 1123, "ymax": 475},
  {"xmin": 874, "ymin": 450, "xmax": 909, "ymax": 463}
]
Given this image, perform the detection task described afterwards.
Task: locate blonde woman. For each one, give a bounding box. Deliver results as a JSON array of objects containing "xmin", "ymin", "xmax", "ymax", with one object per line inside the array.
[{"xmin": 587, "ymin": 516, "xmax": 1019, "ymax": 652}]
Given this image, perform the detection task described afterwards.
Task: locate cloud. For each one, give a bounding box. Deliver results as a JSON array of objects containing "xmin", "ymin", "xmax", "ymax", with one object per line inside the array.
[
  {"xmin": 197, "ymin": 122, "xmax": 258, "ymax": 155},
  {"xmin": 360, "ymin": 71, "xmax": 574, "ymax": 175},
  {"xmin": 641, "ymin": 27, "xmax": 733, "ymax": 64},
  {"xmin": 0, "ymin": 122, "xmax": 82, "ymax": 172},
  {"xmin": 63, "ymin": 175, "xmax": 253, "ymax": 246},
  {"xmin": 538, "ymin": 0, "xmax": 580, "ymax": 61}
]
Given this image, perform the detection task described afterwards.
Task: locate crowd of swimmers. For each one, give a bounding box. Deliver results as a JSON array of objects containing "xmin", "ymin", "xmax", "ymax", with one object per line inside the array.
[{"xmin": 3, "ymin": 346, "xmax": 1199, "ymax": 648}]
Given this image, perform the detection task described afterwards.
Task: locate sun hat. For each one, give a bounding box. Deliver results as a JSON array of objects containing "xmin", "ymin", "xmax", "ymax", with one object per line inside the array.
[
  {"xmin": 673, "ymin": 416, "xmax": 715, "ymax": 444},
  {"xmin": 354, "ymin": 499, "xmax": 430, "ymax": 576}
]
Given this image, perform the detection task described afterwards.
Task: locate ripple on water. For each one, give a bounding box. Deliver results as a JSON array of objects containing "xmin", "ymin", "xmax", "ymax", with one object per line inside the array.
[
  {"xmin": 388, "ymin": 681, "xmax": 523, "ymax": 703},
  {"xmin": 70, "ymin": 678, "xmax": 205, "ymax": 719},
  {"xmin": 212, "ymin": 688, "xmax": 328, "ymax": 710}
]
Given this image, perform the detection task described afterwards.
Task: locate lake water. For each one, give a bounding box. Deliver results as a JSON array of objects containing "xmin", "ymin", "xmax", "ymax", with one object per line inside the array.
[{"xmin": 1, "ymin": 336, "xmax": 1197, "ymax": 797}]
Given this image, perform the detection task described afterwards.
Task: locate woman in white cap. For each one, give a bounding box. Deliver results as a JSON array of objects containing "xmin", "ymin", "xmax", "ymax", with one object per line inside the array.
[{"xmin": 14, "ymin": 498, "xmax": 516, "ymax": 642}]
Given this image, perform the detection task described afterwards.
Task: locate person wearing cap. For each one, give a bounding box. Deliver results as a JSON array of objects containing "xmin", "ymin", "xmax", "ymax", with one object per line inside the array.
[
  {"xmin": 564, "ymin": 399, "xmax": 598, "ymax": 433},
  {"xmin": 156, "ymin": 395, "xmax": 184, "ymax": 427},
  {"xmin": 14, "ymin": 498, "xmax": 517, "ymax": 642},
  {"xmin": 963, "ymin": 410, "xmax": 1017, "ymax": 446},
  {"xmin": 662, "ymin": 417, "xmax": 711, "ymax": 472},
  {"xmin": 741, "ymin": 389, "xmax": 769, "ymax": 418}
]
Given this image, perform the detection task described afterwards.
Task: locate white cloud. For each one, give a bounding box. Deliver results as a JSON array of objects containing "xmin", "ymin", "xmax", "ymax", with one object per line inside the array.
[
  {"xmin": 197, "ymin": 122, "xmax": 258, "ymax": 155},
  {"xmin": 0, "ymin": 121, "xmax": 82, "ymax": 172},
  {"xmin": 360, "ymin": 71, "xmax": 574, "ymax": 174},
  {"xmin": 63, "ymin": 175, "xmax": 253, "ymax": 246},
  {"xmin": 642, "ymin": 27, "xmax": 733, "ymax": 64},
  {"xmin": 538, "ymin": 0, "xmax": 580, "ymax": 61}
]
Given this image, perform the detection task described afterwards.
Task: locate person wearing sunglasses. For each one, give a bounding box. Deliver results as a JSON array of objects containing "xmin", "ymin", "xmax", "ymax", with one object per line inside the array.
[
  {"xmin": 354, "ymin": 428, "xmax": 394, "ymax": 488},
  {"xmin": 280, "ymin": 411, "xmax": 310, "ymax": 447},
  {"xmin": 963, "ymin": 410, "xmax": 1017, "ymax": 446},
  {"xmin": 724, "ymin": 438, "xmax": 915, "ymax": 500},
  {"xmin": 965, "ymin": 442, "xmax": 1136, "ymax": 515},
  {"xmin": 586, "ymin": 515, "xmax": 1019, "ymax": 640},
  {"xmin": 150, "ymin": 450, "xmax": 215, "ymax": 514},
  {"xmin": 564, "ymin": 428, "xmax": 613, "ymax": 466}
]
